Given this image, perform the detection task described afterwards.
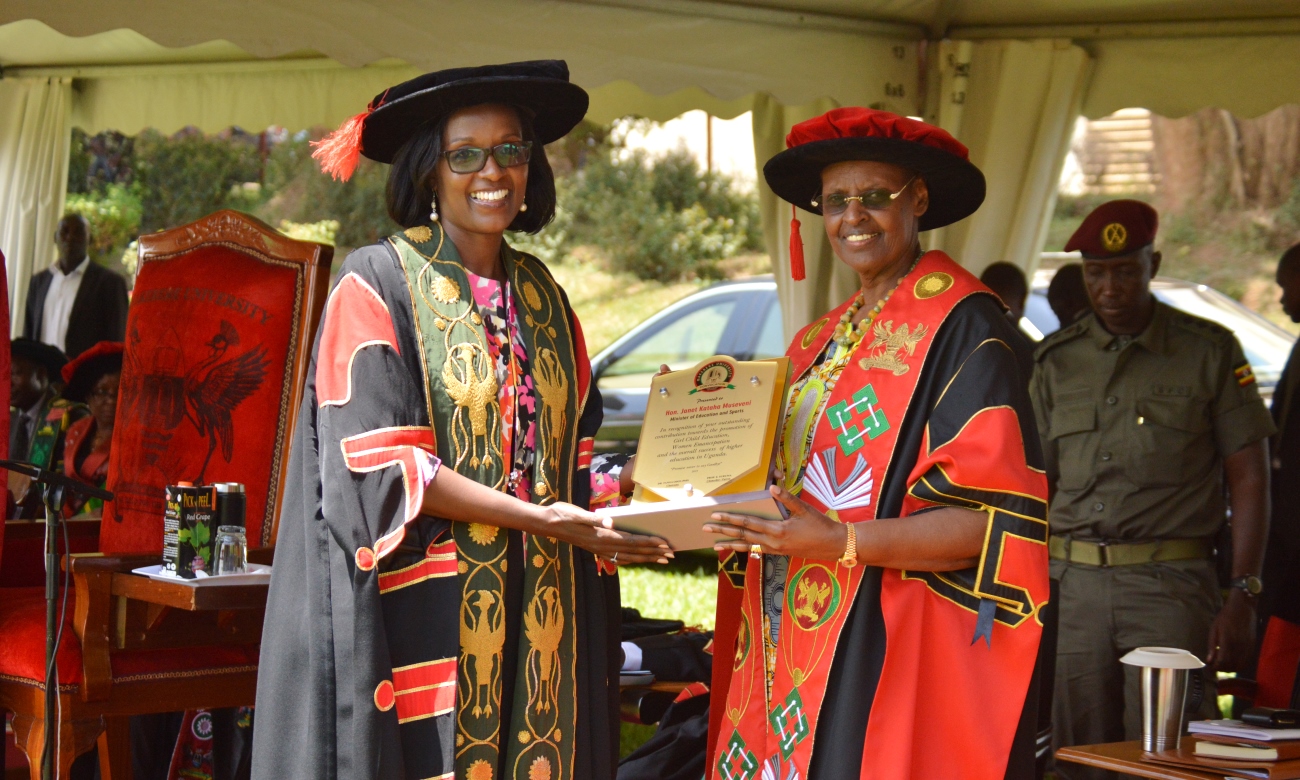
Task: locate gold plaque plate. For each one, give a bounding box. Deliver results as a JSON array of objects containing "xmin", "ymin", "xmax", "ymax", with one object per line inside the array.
[{"xmin": 629, "ymin": 354, "xmax": 790, "ymax": 502}]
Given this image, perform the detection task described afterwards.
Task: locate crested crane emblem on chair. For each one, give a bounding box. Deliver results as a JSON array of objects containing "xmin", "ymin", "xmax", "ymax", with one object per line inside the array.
[
  {"xmin": 122, "ymin": 320, "xmax": 270, "ymax": 483},
  {"xmin": 185, "ymin": 321, "xmax": 272, "ymax": 483},
  {"xmin": 858, "ymin": 320, "xmax": 927, "ymax": 376}
]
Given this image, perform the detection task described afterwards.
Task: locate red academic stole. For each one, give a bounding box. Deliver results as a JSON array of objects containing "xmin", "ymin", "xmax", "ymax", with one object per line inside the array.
[{"xmin": 713, "ymin": 252, "xmax": 1047, "ymax": 780}]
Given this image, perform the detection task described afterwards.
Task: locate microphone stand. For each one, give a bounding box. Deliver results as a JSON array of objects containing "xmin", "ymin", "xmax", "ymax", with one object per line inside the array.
[{"xmin": 0, "ymin": 459, "xmax": 113, "ymax": 780}]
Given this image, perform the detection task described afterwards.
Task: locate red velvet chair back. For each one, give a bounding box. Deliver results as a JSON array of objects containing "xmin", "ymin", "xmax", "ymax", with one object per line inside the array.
[{"xmin": 100, "ymin": 211, "xmax": 330, "ymax": 553}]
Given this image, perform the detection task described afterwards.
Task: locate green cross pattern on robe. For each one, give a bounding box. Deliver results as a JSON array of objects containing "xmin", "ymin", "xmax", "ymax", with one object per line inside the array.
[
  {"xmin": 826, "ymin": 383, "xmax": 890, "ymax": 456},
  {"xmin": 768, "ymin": 687, "xmax": 810, "ymax": 760},
  {"xmin": 718, "ymin": 730, "xmax": 760, "ymax": 780}
]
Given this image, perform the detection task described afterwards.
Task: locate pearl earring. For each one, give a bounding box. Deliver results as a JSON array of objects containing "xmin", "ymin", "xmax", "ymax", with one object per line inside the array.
[
  {"xmin": 519, "ymin": 201, "xmax": 528, "ymax": 212},
  {"xmin": 429, "ymin": 195, "xmax": 439, "ymax": 223}
]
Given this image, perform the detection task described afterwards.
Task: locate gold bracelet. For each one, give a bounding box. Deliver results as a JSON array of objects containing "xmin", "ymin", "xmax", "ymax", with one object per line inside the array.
[{"xmin": 840, "ymin": 522, "xmax": 858, "ymax": 568}]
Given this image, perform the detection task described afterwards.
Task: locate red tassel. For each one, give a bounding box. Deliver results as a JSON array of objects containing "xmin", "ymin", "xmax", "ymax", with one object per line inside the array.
[
  {"xmin": 789, "ymin": 204, "xmax": 806, "ymax": 282},
  {"xmin": 311, "ymin": 108, "xmax": 371, "ymax": 182}
]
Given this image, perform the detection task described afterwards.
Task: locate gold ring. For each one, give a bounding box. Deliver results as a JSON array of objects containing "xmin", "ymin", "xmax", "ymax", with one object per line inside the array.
[
  {"xmin": 611, "ymin": 552, "xmax": 619, "ymax": 564},
  {"xmin": 749, "ymin": 544, "xmax": 763, "ymax": 557}
]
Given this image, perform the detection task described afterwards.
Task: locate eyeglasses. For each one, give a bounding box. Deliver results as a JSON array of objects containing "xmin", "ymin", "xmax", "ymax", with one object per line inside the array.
[
  {"xmin": 813, "ymin": 177, "xmax": 917, "ymax": 215},
  {"xmin": 443, "ymin": 142, "xmax": 533, "ymax": 174}
]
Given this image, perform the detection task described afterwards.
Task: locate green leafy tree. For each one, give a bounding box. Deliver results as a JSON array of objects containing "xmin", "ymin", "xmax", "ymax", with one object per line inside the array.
[
  {"xmin": 260, "ymin": 136, "xmax": 397, "ymax": 249},
  {"xmin": 66, "ymin": 120, "xmax": 761, "ymax": 283},
  {"xmin": 64, "ymin": 183, "xmax": 144, "ymax": 265},
  {"xmin": 67, "ymin": 128, "xmax": 93, "ymax": 195},
  {"xmin": 547, "ymin": 143, "xmax": 762, "ymax": 281},
  {"xmin": 133, "ymin": 129, "xmax": 264, "ymax": 233}
]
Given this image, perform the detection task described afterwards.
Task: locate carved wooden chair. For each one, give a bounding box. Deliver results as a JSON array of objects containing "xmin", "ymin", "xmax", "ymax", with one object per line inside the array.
[{"xmin": 0, "ymin": 210, "xmax": 331, "ymax": 779}]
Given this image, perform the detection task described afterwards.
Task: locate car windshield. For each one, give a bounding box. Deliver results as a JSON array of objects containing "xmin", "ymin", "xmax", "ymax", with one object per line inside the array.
[
  {"xmin": 1151, "ymin": 282, "xmax": 1292, "ymax": 386},
  {"xmin": 598, "ymin": 298, "xmax": 737, "ymax": 389}
]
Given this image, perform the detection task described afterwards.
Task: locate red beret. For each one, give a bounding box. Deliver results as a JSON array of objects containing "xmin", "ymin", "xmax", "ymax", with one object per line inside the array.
[
  {"xmin": 785, "ymin": 107, "xmax": 971, "ymax": 160},
  {"xmin": 1065, "ymin": 199, "xmax": 1158, "ymax": 258}
]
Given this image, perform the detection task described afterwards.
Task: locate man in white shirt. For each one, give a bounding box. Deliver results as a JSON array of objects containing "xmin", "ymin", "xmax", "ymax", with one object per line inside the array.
[{"xmin": 23, "ymin": 214, "xmax": 129, "ymax": 359}]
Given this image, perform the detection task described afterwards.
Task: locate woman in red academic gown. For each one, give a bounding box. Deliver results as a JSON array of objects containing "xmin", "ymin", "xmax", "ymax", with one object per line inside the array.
[
  {"xmin": 59, "ymin": 340, "xmax": 122, "ymax": 516},
  {"xmin": 704, "ymin": 108, "xmax": 1050, "ymax": 780}
]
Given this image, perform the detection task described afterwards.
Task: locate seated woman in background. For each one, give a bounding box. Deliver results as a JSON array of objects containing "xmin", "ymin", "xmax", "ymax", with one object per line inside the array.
[{"xmin": 58, "ymin": 340, "xmax": 122, "ymax": 517}]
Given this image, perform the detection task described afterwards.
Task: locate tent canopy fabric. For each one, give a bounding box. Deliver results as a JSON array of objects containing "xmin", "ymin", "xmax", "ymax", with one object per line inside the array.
[
  {"xmin": 2, "ymin": 2, "xmax": 1299, "ymax": 336},
  {"xmin": 0, "ymin": 11, "xmax": 919, "ymax": 133},
  {"xmin": 4, "ymin": 2, "xmax": 1299, "ymax": 128}
]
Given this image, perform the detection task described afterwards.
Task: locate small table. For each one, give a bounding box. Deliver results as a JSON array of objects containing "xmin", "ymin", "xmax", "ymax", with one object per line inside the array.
[
  {"xmin": 66, "ymin": 553, "xmax": 271, "ymax": 653},
  {"xmin": 1055, "ymin": 742, "xmax": 1226, "ymax": 780},
  {"xmin": 112, "ymin": 567, "xmax": 269, "ymax": 611}
]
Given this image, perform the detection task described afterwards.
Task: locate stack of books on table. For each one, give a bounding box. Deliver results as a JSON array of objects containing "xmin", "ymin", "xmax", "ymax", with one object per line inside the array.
[{"xmin": 1139, "ymin": 721, "xmax": 1300, "ymax": 779}]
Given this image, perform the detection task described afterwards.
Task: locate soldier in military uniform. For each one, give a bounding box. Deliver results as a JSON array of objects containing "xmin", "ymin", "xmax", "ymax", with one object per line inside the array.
[{"xmin": 1031, "ymin": 200, "xmax": 1274, "ymax": 778}]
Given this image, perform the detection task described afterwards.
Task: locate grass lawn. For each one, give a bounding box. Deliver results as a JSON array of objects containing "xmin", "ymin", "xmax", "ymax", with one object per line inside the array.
[
  {"xmin": 616, "ymin": 556, "xmax": 718, "ymax": 758},
  {"xmin": 618, "ymin": 556, "xmax": 719, "ymax": 630},
  {"xmin": 548, "ymin": 257, "xmax": 734, "ymax": 760},
  {"xmin": 548, "ymin": 249, "xmax": 772, "ymax": 357},
  {"xmin": 551, "ymin": 253, "xmax": 722, "ymax": 760},
  {"xmin": 548, "ymin": 254, "xmax": 711, "ymax": 356}
]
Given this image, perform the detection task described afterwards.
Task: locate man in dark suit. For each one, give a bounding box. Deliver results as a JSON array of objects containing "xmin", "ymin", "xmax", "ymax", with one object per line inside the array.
[
  {"xmin": 1047, "ymin": 263, "xmax": 1093, "ymax": 330},
  {"xmin": 23, "ymin": 213, "xmax": 129, "ymax": 360},
  {"xmin": 1262, "ymin": 242, "xmax": 1300, "ymax": 671},
  {"xmin": 979, "ymin": 260, "xmax": 1036, "ymax": 387},
  {"xmin": 8, "ymin": 338, "xmax": 86, "ymax": 516},
  {"xmin": 8, "ymin": 338, "xmax": 67, "ymax": 463}
]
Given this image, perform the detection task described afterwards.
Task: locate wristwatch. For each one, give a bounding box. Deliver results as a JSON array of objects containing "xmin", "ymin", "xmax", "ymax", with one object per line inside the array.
[
  {"xmin": 840, "ymin": 523, "xmax": 858, "ymax": 568},
  {"xmin": 1229, "ymin": 575, "xmax": 1263, "ymax": 598}
]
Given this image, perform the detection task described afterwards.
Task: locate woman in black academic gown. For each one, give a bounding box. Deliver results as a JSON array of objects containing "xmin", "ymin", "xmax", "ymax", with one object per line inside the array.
[{"xmin": 253, "ymin": 61, "xmax": 669, "ymax": 780}]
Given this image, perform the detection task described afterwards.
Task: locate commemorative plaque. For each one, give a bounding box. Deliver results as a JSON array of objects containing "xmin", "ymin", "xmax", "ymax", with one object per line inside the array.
[{"xmin": 599, "ymin": 355, "xmax": 791, "ymax": 550}]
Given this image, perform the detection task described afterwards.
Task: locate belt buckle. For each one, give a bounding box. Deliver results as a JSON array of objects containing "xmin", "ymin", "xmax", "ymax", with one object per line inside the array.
[{"xmin": 1097, "ymin": 539, "xmax": 1110, "ymax": 568}]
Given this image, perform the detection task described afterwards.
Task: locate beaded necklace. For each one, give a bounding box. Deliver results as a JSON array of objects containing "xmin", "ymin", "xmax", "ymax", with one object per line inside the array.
[
  {"xmin": 762, "ymin": 251, "xmax": 921, "ymax": 692},
  {"xmin": 777, "ymin": 251, "xmax": 921, "ymax": 496}
]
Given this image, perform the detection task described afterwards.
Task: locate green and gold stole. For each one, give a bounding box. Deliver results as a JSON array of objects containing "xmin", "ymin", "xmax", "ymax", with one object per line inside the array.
[
  {"xmin": 28, "ymin": 398, "xmax": 85, "ymax": 472},
  {"xmin": 390, "ymin": 224, "xmax": 585, "ymax": 780}
]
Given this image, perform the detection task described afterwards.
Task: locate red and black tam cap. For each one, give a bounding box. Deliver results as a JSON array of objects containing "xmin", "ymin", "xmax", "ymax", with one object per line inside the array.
[
  {"xmin": 763, "ymin": 107, "xmax": 986, "ymax": 230},
  {"xmin": 1065, "ymin": 199, "xmax": 1158, "ymax": 259},
  {"xmin": 61, "ymin": 340, "xmax": 124, "ymax": 403},
  {"xmin": 314, "ymin": 59, "xmax": 589, "ymax": 181}
]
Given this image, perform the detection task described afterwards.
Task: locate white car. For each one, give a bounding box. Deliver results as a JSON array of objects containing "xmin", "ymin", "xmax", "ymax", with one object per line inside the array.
[{"xmin": 591, "ymin": 274, "xmax": 1293, "ymax": 451}]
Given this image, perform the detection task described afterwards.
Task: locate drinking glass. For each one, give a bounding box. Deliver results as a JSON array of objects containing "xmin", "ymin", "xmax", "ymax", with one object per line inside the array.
[{"xmin": 215, "ymin": 525, "xmax": 247, "ymax": 575}]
